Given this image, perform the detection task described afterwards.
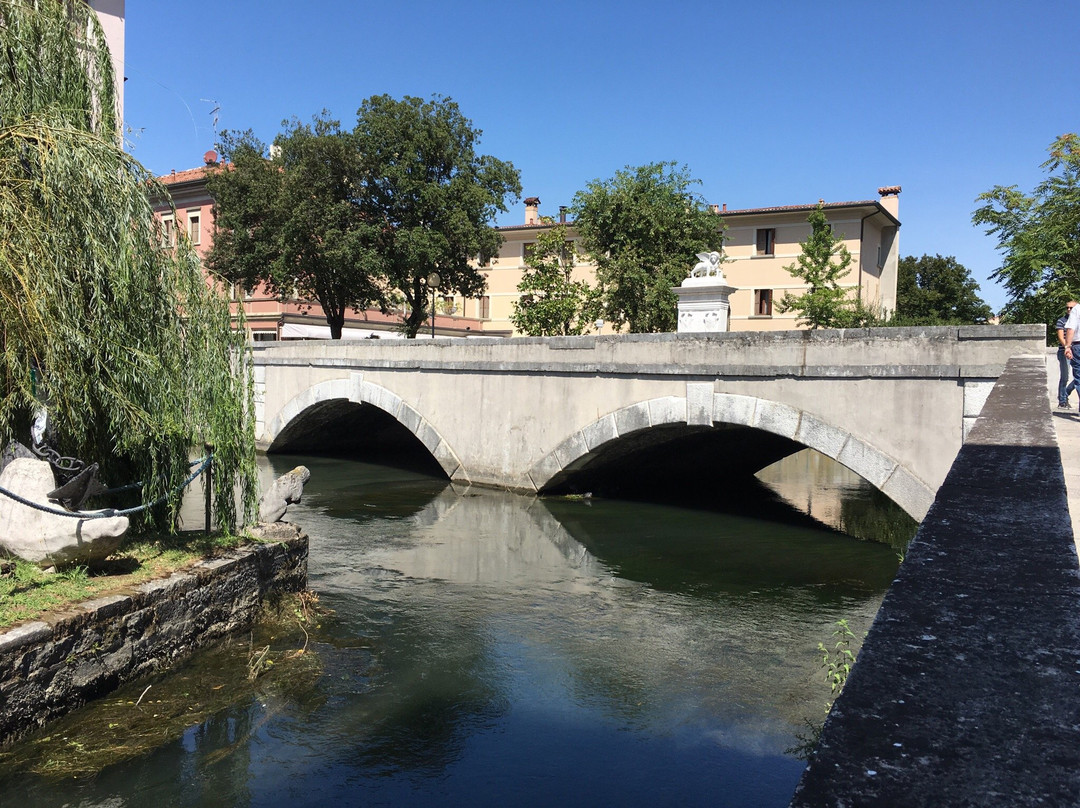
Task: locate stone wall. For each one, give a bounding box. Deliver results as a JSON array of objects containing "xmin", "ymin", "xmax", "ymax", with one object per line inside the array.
[
  {"xmin": 0, "ymin": 523, "xmax": 308, "ymax": 749},
  {"xmin": 789, "ymin": 355, "xmax": 1080, "ymax": 806}
]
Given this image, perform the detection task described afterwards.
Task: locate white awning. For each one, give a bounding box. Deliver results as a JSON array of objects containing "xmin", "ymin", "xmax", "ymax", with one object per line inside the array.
[{"xmin": 279, "ymin": 323, "xmax": 412, "ymax": 340}]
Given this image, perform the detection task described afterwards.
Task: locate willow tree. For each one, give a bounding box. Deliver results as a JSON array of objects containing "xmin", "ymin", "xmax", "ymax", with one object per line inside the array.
[{"xmin": 0, "ymin": 0, "xmax": 256, "ymax": 531}]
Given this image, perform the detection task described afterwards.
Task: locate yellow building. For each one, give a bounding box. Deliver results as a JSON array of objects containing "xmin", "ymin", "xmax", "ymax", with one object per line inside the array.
[{"xmin": 465, "ymin": 188, "xmax": 900, "ymax": 335}]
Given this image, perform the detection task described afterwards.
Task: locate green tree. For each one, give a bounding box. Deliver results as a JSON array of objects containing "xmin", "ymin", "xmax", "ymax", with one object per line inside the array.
[
  {"xmin": 893, "ymin": 254, "xmax": 993, "ymax": 325},
  {"xmin": 207, "ymin": 114, "xmax": 386, "ymax": 339},
  {"xmin": 776, "ymin": 205, "xmax": 879, "ymax": 328},
  {"xmin": 352, "ymin": 94, "xmax": 522, "ymax": 338},
  {"xmin": 973, "ymin": 133, "xmax": 1080, "ymax": 326},
  {"xmin": 0, "ymin": 0, "xmax": 255, "ymax": 531},
  {"xmin": 511, "ymin": 224, "xmax": 597, "ymax": 336},
  {"xmin": 570, "ymin": 162, "xmax": 725, "ymax": 332}
]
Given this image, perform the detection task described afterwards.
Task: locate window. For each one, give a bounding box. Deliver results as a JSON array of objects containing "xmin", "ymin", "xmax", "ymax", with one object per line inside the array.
[
  {"xmin": 187, "ymin": 210, "xmax": 201, "ymax": 245},
  {"xmin": 755, "ymin": 289, "xmax": 773, "ymax": 317},
  {"xmin": 523, "ymin": 242, "xmax": 536, "ymax": 263},
  {"xmin": 161, "ymin": 215, "xmax": 175, "ymax": 247},
  {"xmin": 252, "ymin": 330, "xmax": 277, "ymax": 342},
  {"xmin": 479, "ymin": 296, "xmax": 490, "ymax": 319},
  {"xmin": 755, "ymin": 228, "xmax": 775, "ymax": 256}
]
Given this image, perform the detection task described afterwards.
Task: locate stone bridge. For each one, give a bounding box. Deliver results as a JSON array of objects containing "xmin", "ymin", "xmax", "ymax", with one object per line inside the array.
[{"xmin": 252, "ymin": 325, "xmax": 1042, "ymax": 521}]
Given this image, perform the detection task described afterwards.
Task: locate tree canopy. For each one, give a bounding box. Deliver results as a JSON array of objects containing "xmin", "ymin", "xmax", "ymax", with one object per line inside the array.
[
  {"xmin": 209, "ymin": 96, "xmax": 520, "ymax": 338},
  {"xmin": 570, "ymin": 162, "xmax": 725, "ymax": 333},
  {"xmin": 973, "ymin": 133, "xmax": 1080, "ymax": 326},
  {"xmin": 0, "ymin": 0, "xmax": 256, "ymax": 531},
  {"xmin": 207, "ymin": 114, "xmax": 386, "ymax": 339},
  {"xmin": 352, "ymin": 95, "xmax": 521, "ymax": 337},
  {"xmin": 511, "ymin": 224, "xmax": 597, "ymax": 336},
  {"xmin": 893, "ymin": 254, "xmax": 993, "ymax": 325}
]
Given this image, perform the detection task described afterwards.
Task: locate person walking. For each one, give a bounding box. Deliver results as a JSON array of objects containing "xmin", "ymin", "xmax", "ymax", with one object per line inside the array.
[
  {"xmin": 1063, "ymin": 303, "xmax": 1080, "ymax": 410},
  {"xmin": 1057, "ymin": 301, "xmax": 1078, "ymax": 408}
]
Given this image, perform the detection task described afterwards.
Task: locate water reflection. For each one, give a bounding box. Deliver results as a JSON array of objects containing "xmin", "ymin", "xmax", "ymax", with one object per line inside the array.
[{"xmin": 0, "ymin": 453, "xmax": 905, "ymax": 808}]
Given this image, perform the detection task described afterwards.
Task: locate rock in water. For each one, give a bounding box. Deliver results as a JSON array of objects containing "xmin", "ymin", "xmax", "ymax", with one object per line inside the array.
[
  {"xmin": 0, "ymin": 458, "xmax": 128, "ymax": 568},
  {"xmin": 258, "ymin": 465, "xmax": 311, "ymax": 523}
]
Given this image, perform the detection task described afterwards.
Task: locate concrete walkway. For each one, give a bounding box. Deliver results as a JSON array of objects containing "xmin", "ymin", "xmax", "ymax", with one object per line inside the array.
[{"xmin": 1045, "ymin": 348, "xmax": 1080, "ymax": 550}]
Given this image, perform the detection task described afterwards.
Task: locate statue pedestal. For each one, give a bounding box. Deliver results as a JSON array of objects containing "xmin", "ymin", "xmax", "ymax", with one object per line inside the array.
[{"xmin": 675, "ymin": 276, "xmax": 737, "ymax": 333}]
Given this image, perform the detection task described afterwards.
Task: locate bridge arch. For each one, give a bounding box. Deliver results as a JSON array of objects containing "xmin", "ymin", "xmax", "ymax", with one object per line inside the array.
[
  {"xmin": 527, "ymin": 393, "xmax": 934, "ymax": 521},
  {"xmin": 263, "ymin": 376, "xmax": 467, "ymax": 481}
]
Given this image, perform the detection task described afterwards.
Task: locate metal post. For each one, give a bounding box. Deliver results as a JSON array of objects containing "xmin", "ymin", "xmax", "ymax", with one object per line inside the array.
[
  {"xmin": 203, "ymin": 443, "xmax": 214, "ymax": 534},
  {"xmin": 425, "ymin": 271, "xmax": 442, "ymax": 339}
]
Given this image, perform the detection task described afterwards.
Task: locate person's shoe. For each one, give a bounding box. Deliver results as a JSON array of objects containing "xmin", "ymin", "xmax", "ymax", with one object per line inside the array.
[{"xmin": 1060, "ymin": 402, "xmax": 1072, "ymax": 409}]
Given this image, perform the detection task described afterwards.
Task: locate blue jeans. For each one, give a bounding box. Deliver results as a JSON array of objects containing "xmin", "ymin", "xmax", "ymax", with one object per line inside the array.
[{"xmin": 1063, "ymin": 346, "xmax": 1080, "ymax": 405}]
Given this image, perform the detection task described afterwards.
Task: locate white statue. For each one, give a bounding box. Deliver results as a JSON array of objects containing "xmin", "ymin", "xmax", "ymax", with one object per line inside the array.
[{"xmin": 690, "ymin": 251, "xmax": 724, "ymax": 279}]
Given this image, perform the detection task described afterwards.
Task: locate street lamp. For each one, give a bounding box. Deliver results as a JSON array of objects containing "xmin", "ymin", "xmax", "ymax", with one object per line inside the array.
[{"xmin": 426, "ymin": 272, "xmax": 442, "ymax": 338}]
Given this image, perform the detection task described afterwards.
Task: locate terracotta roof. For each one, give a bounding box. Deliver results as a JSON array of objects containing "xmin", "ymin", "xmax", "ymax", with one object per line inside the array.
[
  {"xmin": 159, "ymin": 165, "xmax": 212, "ymax": 186},
  {"xmin": 718, "ymin": 199, "xmax": 881, "ymax": 216}
]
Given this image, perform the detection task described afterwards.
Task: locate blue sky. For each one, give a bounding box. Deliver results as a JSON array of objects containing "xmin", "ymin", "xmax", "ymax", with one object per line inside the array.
[{"xmin": 123, "ymin": 0, "xmax": 1080, "ymax": 314}]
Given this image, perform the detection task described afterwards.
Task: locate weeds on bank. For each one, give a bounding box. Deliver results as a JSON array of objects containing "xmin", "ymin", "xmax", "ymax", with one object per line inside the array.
[
  {"xmin": 0, "ymin": 532, "xmax": 254, "ymax": 629},
  {"xmin": 247, "ymin": 591, "xmax": 328, "ymax": 680},
  {"xmin": 788, "ymin": 619, "xmax": 859, "ymax": 761}
]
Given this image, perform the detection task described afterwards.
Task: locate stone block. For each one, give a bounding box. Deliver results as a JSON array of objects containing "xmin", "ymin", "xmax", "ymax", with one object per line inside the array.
[
  {"xmin": 753, "ymin": 400, "xmax": 801, "ymax": 439},
  {"xmin": 554, "ymin": 431, "xmax": 591, "ymax": 470},
  {"xmin": 614, "ymin": 402, "xmax": 651, "ymax": 436},
  {"xmin": 432, "ymin": 440, "xmax": 462, "ymax": 479},
  {"xmin": 323, "ymin": 378, "xmax": 352, "ymax": 402},
  {"xmin": 361, "ymin": 381, "xmax": 403, "ymax": 418},
  {"xmin": 581, "ymin": 414, "xmax": 618, "ymax": 451},
  {"xmin": 713, "ymin": 393, "xmax": 758, "ymax": 427},
  {"xmin": 881, "ymin": 466, "xmax": 935, "ymax": 522},
  {"xmin": 686, "ymin": 383, "xmax": 715, "ymax": 426},
  {"xmin": 837, "ymin": 438, "xmax": 896, "ymax": 488},
  {"xmin": 527, "ymin": 451, "xmax": 565, "ymax": 491},
  {"xmin": 397, "ymin": 403, "xmax": 423, "ymax": 435},
  {"xmin": 648, "ymin": 396, "xmax": 687, "ymax": 427},
  {"xmin": 412, "ymin": 419, "xmax": 442, "ymax": 454},
  {"xmin": 795, "ymin": 414, "xmax": 849, "ymax": 460}
]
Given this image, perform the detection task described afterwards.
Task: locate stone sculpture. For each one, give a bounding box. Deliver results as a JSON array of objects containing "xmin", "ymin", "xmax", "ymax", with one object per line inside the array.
[
  {"xmin": 0, "ymin": 457, "xmax": 128, "ymax": 568},
  {"xmin": 690, "ymin": 251, "xmax": 724, "ymax": 280},
  {"xmin": 675, "ymin": 252, "xmax": 736, "ymax": 333},
  {"xmin": 258, "ymin": 465, "xmax": 311, "ymax": 523}
]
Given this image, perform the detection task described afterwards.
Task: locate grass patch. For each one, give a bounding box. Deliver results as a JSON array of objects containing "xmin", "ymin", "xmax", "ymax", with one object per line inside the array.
[{"xmin": 0, "ymin": 531, "xmax": 256, "ymax": 630}]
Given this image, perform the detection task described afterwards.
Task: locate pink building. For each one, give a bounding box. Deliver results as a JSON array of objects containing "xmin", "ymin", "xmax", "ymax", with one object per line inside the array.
[{"xmin": 151, "ymin": 153, "xmax": 483, "ymax": 340}]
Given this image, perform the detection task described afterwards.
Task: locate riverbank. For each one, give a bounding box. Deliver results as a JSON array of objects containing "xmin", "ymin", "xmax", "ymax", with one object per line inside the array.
[{"xmin": 0, "ymin": 522, "xmax": 308, "ymax": 749}]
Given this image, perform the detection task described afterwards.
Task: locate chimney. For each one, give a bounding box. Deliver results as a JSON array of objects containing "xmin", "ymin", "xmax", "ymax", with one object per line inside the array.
[
  {"xmin": 524, "ymin": 197, "xmax": 540, "ymax": 225},
  {"xmin": 559, "ymin": 205, "xmax": 567, "ymax": 224},
  {"xmin": 877, "ymin": 185, "xmax": 901, "ymax": 217}
]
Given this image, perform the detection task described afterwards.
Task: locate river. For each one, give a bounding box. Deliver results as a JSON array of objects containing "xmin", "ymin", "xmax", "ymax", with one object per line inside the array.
[{"xmin": 0, "ymin": 450, "xmax": 913, "ymax": 807}]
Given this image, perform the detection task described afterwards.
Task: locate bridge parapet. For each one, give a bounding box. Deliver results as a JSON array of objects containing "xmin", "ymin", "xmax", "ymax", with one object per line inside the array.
[
  {"xmin": 790, "ymin": 354, "xmax": 1080, "ymax": 806},
  {"xmin": 253, "ymin": 324, "xmax": 1040, "ymax": 379}
]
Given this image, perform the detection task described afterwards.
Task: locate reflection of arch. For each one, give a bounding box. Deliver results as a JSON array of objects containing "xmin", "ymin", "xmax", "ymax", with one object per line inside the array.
[
  {"xmin": 264, "ymin": 376, "xmax": 466, "ymax": 481},
  {"xmin": 527, "ymin": 393, "xmax": 934, "ymax": 521}
]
